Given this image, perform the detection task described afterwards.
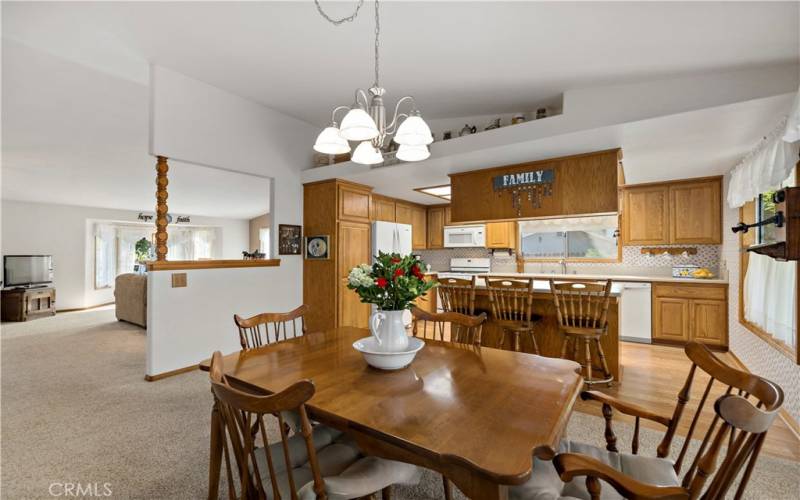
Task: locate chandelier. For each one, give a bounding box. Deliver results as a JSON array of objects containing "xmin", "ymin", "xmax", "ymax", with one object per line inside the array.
[{"xmin": 313, "ymin": 0, "xmax": 432, "ymax": 164}]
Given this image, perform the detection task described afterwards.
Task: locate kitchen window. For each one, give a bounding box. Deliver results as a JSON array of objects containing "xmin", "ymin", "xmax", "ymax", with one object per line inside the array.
[{"xmin": 519, "ymin": 215, "xmax": 619, "ymax": 262}]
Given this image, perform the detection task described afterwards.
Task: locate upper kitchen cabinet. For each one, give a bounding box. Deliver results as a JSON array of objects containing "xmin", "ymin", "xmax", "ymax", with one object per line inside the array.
[
  {"xmin": 622, "ymin": 185, "xmax": 670, "ymax": 245},
  {"xmin": 338, "ymin": 182, "xmax": 371, "ymax": 223},
  {"xmin": 669, "ymin": 179, "xmax": 722, "ymax": 244},
  {"xmin": 371, "ymin": 195, "xmax": 396, "ymax": 222},
  {"xmin": 448, "ymin": 149, "xmax": 620, "ymax": 223},
  {"xmin": 427, "ymin": 206, "xmax": 446, "ymax": 249},
  {"xmin": 395, "ymin": 202, "xmax": 427, "ymax": 250},
  {"xmin": 486, "ymin": 221, "xmax": 516, "ymax": 249},
  {"xmin": 621, "ymin": 176, "xmax": 722, "ymax": 245}
]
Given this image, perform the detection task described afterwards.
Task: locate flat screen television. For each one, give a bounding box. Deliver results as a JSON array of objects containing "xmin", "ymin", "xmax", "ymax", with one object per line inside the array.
[{"xmin": 3, "ymin": 255, "xmax": 53, "ymax": 287}]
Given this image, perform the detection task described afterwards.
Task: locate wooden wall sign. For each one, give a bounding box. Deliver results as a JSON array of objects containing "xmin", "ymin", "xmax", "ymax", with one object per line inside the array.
[
  {"xmin": 449, "ymin": 149, "xmax": 621, "ymax": 223},
  {"xmin": 492, "ymin": 169, "xmax": 555, "ymax": 215}
]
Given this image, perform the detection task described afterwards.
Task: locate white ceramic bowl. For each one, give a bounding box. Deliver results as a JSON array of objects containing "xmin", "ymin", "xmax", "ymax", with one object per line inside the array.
[{"xmin": 353, "ymin": 336, "xmax": 425, "ymax": 371}]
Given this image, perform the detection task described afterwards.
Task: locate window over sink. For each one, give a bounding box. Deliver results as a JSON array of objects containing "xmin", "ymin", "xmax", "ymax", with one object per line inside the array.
[{"xmin": 519, "ymin": 215, "xmax": 619, "ymax": 262}]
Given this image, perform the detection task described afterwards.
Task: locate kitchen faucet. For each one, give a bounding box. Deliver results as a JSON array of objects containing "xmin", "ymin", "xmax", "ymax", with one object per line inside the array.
[{"xmin": 559, "ymin": 259, "xmax": 567, "ymax": 274}]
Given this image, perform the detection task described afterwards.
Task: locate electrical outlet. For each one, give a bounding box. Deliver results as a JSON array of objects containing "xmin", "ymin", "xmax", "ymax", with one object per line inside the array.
[{"xmin": 171, "ymin": 273, "xmax": 187, "ymax": 288}]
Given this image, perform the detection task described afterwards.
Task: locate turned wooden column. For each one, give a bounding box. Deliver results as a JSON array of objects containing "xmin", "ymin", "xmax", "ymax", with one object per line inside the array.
[{"xmin": 155, "ymin": 156, "xmax": 169, "ymax": 261}]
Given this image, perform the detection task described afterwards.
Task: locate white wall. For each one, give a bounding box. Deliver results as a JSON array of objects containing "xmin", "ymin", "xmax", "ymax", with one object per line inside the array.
[
  {"xmin": 721, "ymin": 175, "xmax": 800, "ymax": 423},
  {"xmin": 147, "ymin": 66, "xmax": 316, "ymax": 375},
  {"xmin": 146, "ymin": 266, "xmax": 296, "ymax": 375},
  {"xmin": 1, "ymin": 199, "xmax": 249, "ymax": 310}
]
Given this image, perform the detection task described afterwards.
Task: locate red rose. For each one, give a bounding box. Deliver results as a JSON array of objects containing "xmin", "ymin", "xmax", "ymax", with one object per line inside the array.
[
  {"xmin": 411, "ymin": 265, "xmax": 423, "ymax": 278},
  {"xmin": 375, "ymin": 277, "xmax": 388, "ymax": 288},
  {"xmin": 390, "ymin": 257, "xmax": 401, "ymax": 264},
  {"xmin": 393, "ymin": 268, "xmax": 405, "ymax": 279}
]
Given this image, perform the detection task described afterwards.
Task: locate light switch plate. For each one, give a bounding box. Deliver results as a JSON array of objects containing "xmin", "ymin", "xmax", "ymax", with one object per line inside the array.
[{"xmin": 171, "ymin": 273, "xmax": 187, "ymax": 288}]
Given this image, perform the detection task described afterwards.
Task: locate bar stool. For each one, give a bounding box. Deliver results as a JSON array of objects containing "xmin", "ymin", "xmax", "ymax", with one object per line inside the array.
[
  {"xmin": 549, "ymin": 279, "xmax": 613, "ymax": 386},
  {"xmin": 437, "ymin": 275, "xmax": 478, "ymax": 315},
  {"xmin": 485, "ymin": 277, "xmax": 541, "ymax": 353}
]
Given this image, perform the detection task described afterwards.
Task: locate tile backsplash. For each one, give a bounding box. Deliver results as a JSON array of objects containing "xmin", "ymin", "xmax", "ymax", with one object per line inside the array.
[{"xmin": 416, "ymin": 245, "xmax": 721, "ymax": 277}]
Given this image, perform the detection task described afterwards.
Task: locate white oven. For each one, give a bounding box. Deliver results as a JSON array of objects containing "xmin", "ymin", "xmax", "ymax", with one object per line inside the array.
[{"xmin": 443, "ymin": 225, "xmax": 485, "ymax": 248}]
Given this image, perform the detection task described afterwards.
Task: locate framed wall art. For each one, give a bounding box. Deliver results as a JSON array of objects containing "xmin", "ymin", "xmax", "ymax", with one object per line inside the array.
[
  {"xmin": 304, "ymin": 235, "xmax": 330, "ymax": 260},
  {"xmin": 278, "ymin": 224, "xmax": 302, "ymax": 255}
]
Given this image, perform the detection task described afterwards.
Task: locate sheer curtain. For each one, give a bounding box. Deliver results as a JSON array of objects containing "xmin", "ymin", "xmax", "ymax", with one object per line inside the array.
[
  {"xmin": 744, "ymin": 253, "xmax": 797, "ymax": 348},
  {"xmin": 117, "ymin": 226, "xmax": 154, "ymax": 273},
  {"xmin": 167, "ymin": 227, "xmax": 219, "ymax": 260},
  {"xmin": 94, "ymin": 224, "xmax": 117, "ymax": 288}
]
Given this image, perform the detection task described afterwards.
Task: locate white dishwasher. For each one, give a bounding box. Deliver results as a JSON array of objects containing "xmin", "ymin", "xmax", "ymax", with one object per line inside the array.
[{"xmin": 619, "ymin": 282, "xmax": 652, "ymax": 343}]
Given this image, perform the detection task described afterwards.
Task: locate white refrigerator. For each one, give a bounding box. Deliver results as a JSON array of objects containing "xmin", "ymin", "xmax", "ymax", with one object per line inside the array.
[
  {"xmin": 371, "ymin": 221, "xmax": 412, "ymax": 257},
  {"xmin": 371, "ymin": 221, "xmax": 413, "ymax": 325}
]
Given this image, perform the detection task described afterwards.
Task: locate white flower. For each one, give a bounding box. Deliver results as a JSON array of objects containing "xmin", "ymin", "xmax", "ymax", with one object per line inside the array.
[{"xmin": 348, "ymin": 265, "xmax": 375, "ymax": 287}]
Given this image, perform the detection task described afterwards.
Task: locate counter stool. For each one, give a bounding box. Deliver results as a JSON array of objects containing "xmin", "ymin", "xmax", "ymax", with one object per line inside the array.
[
  {"xmin": 549, "ymin": 279, "xmax": 613, "ymax": 386},
  {"xmin": 485, "ymin": 277, "xmax": 541, "ymax": 353}
]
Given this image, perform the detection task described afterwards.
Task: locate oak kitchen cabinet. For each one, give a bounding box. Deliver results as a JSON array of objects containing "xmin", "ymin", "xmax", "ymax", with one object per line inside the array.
[
  {"xmin": 652, "ymin": 282, "xmax": 727, "ymax": 348},
  {"xmin": 621, "ymin": 177, "xmax": 722, "ymax": 245},
  {"xmin": 394, "ymin": 202, "xmax": 428, "ymax": 250},
  {"xmin": 485, "ymin": 221, "xmax": 517, "ymax": 249},
  {"xmin": 427, "ymin": 206, "xmax": 446, "ymax": 249},
  {"xmin": 304, "ymin": 179, "xmax": 373, "ymax": 331},
  {"xmin": 337, "ymin": 220, "xmax": 371, "ymax": 329},
  {"xmin": 371, "ymin": 195, "xmax": 396, "ymax": 222}
]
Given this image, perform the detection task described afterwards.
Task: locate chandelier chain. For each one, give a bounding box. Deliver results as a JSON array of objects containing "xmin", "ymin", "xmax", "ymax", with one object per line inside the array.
[
  {"xmin": 374, "ymin": 0, "xmax": 380, "ymax": 88},
  {"xmin": 314, "ymin": 0, "xmax": 364, "ymax": 26}
]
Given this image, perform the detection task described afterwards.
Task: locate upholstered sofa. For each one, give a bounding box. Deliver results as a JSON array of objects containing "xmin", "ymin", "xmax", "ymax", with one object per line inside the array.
[{"xmin": 114, "ymin": 273, "xmax": 147, "ymax": 328}]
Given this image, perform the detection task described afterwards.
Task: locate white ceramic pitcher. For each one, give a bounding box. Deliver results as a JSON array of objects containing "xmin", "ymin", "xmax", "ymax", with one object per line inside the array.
[{"xmin": 369, "ymin": 310, "xmax": 410, "ymax": 352}]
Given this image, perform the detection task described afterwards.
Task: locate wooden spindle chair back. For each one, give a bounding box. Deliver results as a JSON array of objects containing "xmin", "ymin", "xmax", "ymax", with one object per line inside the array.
[
  {"xmin": 549, "ymin": 280, "xmax": 612, "ymax": 334},
  {"xmin": 436, "ymin": 276, "xmax": 477, "ymax": 315},
  {"xmin": 234, "ymin": 305, "xmax": 309, "ymax": 351},
  {"xmin": 484, "ymin": 277, "xmax": 535, "ymax": 324},
  {"xmin": 208, "ymin": 351, "xmax": 326, "ymax": 500},
  {"xmin": 586, "ymin": 342, "xmax": 783, "ymax": 499},
  {"xmin": 410, "ymin": 307, "xmax": 487, "ymax": 345}
]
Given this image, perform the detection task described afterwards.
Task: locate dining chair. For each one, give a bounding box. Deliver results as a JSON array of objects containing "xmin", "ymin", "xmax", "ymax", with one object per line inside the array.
[
  {"xmin": 409, "ymin": 306, "xmax": 487, "ymax": 500},
  {"xmin": 410, "ymin": 307, "xmax": 487, "ymax": 345},
  {"xmin": 207, "ymin": 351, "xmax": 421, "ymax": 500},
  {"xmin": 549, "ymin": 279, "xmax": 614, "ymax": 386},
  {"xmin": 234, "ymin": 304, "xmax": 308, "ymax": 350},
  {"xmin": 510, "ymin": 341, "xmax": 784, "ymax": 500},
  {"xmin": 484, "ymin": 276, "xmax": 541, "ymax": 353}
]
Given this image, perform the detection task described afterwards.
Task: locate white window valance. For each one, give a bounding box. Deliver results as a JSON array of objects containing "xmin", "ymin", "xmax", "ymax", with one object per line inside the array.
[
  {"xmin": 727, "ymin": 88, "xmax": 800, "ymax": 208},
  {"xmin": 519, "ymin": 214, "xmax": 617, "ymax": 233}
]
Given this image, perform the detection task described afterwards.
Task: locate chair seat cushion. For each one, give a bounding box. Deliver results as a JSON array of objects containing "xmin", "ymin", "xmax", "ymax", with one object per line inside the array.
[
  {"xmin": 257, "ymin": 425, "xmax": 420, "ymax": 500},
  {"xmin": 509, "ymin": 440, "xmax": 679, "ymax": 500}
]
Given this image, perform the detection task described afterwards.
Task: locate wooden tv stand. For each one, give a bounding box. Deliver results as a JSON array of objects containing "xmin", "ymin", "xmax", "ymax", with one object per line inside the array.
[{"xmin": 1, "ymin": 286, "xmax": 56, "ymax": 322}]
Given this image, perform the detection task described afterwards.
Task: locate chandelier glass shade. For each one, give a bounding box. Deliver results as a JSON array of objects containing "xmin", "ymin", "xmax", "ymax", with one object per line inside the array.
[
  {"xmin": 351, "ymin": 141, "xmax": 384, "ymax": 165},
  {"xmin": 312, "ymin": 0, "xmax": 431, "ymax": 165},
  {"xmin": 338, "ymin": 108, "xmax": 380, "ymax": 142},
  {"xmin": 313, "ymin": 125, "xmax": 351, "ymax": 155},
  {"xmin": 396, "ymin": 143, "xmax": 431, "ymax": 162}
]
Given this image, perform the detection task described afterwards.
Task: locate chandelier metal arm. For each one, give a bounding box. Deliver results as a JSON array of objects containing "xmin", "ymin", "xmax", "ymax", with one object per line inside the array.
[
  {"xmin": 330, "ymin": 105, "xmax": 351, "ymax": 125},
  {"xmin": 354, "ymin": 88, "xmax": 370, "ymax": 109},
  {"xmin": 385, "ymin": 96, "xmax": 416, "ymax": 132}
]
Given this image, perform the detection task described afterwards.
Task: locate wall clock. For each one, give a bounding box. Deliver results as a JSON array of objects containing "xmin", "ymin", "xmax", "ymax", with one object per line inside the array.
[{"xmin": 304, "ymin": 235, "xmax": 330, "ymax": 260}]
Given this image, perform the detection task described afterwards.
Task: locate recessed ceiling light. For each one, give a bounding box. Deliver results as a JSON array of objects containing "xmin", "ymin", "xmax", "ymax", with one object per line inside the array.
[{"xmin": 414, "ymin": 184, "xmax": 451, "ymax": 201}]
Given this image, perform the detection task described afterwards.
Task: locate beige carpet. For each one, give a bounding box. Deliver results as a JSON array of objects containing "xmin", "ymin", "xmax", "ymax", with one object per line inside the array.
[{"xmin": 2, "ymin": 308, "xmax": 798, "ymax": 499}]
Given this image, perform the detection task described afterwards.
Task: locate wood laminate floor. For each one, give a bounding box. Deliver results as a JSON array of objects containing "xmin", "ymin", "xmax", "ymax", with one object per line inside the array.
[{"xmin": 574, "ymin": 341, "xmax": 800, "ymax": 462}]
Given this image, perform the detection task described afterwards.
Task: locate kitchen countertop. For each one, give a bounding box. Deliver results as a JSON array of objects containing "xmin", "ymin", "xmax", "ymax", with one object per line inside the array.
[{"xmin": 425, "ymin": 271, "xmax": 728, "ymax": 285}]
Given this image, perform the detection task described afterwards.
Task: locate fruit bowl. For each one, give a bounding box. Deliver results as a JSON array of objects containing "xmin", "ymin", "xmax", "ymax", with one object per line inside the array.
[{"xmin": 352, "ymin": 336, "xmax": 425, "ymax": 371}]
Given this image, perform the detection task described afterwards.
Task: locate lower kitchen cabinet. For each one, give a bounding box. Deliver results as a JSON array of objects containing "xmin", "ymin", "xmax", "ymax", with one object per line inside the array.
[
  {"xmin": 652, "ymin": 283, "xmax": 728, "ymax": 348},
  {"xmin": 690, "ymin": 299, "xmax": 727, "ymax": 347},
  {"xmin": 653, "ymin": 297, "xmax": 690, "ymax": 342}
]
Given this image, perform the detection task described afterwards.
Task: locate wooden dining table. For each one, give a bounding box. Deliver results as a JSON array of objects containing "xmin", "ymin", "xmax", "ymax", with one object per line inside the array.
[{"xmin": 199, "ymin": 327, "xmax": 583, "ymax": 500}]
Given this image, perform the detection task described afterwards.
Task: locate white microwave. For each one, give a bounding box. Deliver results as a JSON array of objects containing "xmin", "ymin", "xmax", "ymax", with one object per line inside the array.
[{"xmin": 444, "ymin": 225, "xmax": 486, "ymax": 248}]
